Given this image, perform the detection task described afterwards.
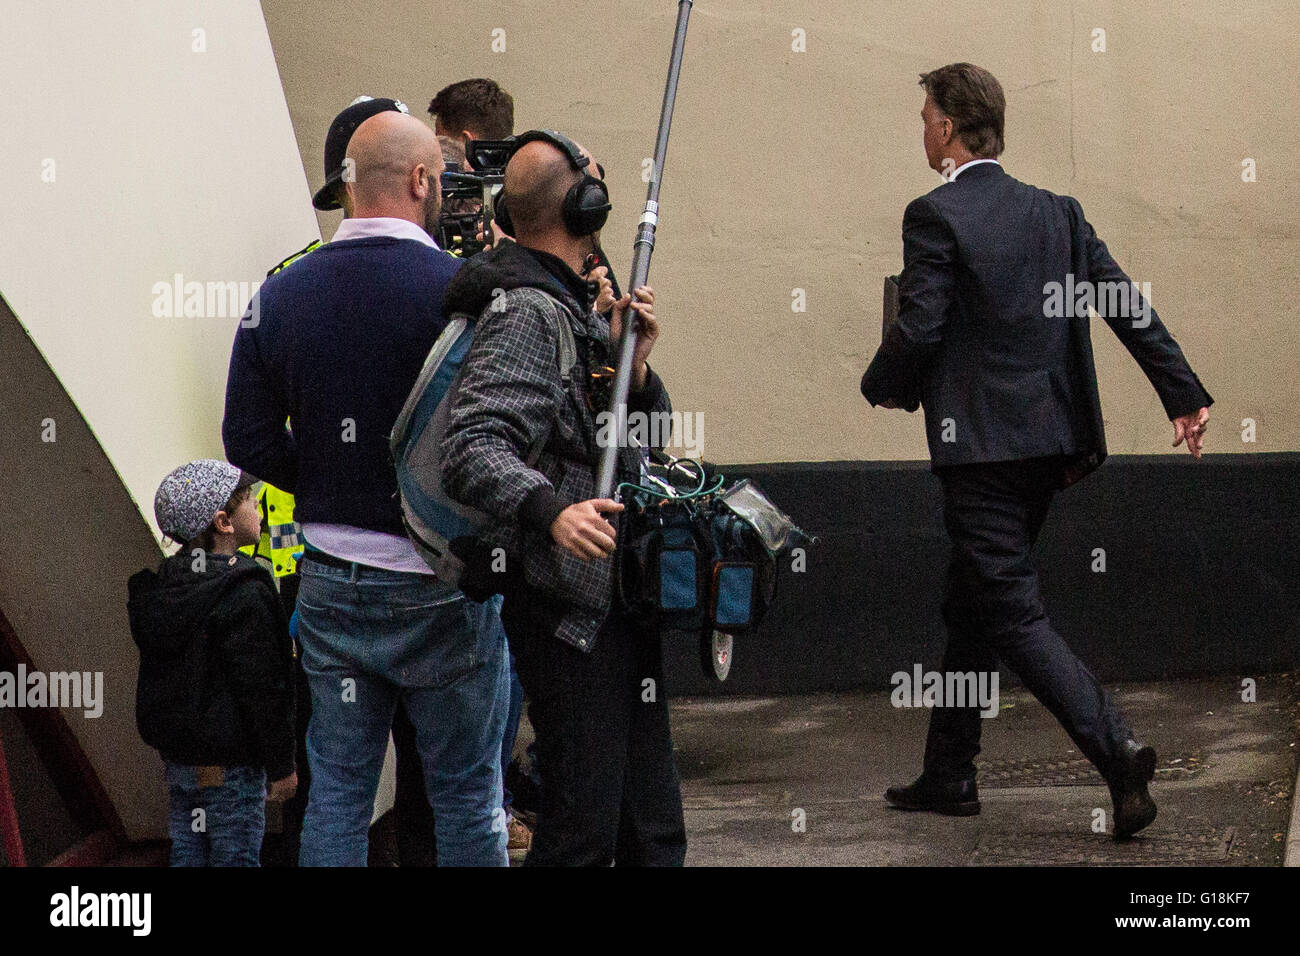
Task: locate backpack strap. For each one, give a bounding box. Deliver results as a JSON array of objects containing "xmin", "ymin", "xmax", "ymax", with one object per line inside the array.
[
  {"xmin": 515, "ymin": 287, "xmax": 578, "ymax": 387},
  {"xmin": 513, "ymin": 287, "xmax": 581, "ymax": 465}
]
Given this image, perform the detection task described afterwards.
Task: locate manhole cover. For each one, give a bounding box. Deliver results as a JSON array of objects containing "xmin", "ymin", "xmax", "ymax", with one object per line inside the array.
[
  {"xmin": 977, "ymin": 753, "xmax": 1204, "ymax": 788},
  {"xmin": 970, "ymin": 827, "xmax": 1234, "ymax": 866}
]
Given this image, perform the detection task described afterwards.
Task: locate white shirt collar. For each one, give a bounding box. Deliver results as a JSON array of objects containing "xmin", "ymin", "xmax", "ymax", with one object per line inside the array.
[
  {"xmin": 330, "ymin": 216, "xmax": 441, "ymax": 250},
  {"xmin": 947, "ymin": 158, "xmax": 1001, "ymax": 182}
]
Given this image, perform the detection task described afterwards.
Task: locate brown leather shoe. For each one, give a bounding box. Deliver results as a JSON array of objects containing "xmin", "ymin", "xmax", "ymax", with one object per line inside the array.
[{"xmin": 507, "ymin": 813, "xmax": 533, "ymax": 860}]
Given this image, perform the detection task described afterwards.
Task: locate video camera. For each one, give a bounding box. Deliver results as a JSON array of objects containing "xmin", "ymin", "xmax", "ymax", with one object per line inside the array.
[{"xmin": 435, "ymin": 139, "xmax": 513, "ymax": 258}]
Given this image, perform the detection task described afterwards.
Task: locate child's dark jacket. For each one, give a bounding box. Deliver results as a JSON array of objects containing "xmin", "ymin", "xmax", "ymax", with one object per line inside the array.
[{"xmin": 127, "ymin": 552, "xmax": 295, "ymax": 780}]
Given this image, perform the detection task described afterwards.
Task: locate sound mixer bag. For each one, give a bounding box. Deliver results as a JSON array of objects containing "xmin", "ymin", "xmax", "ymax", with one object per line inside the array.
[
  {"xmin": 616, "ymin": 496, "xmax": 714, "ymax": 633},
  {"xmin": 613, "ymin": 462, "xmax": 814, "ymax": 639}
]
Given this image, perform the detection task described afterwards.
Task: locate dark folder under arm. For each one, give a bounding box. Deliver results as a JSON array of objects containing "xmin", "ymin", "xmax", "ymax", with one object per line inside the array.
[{"xmin": 882, "ymin": 273, "xmax": 900, "ymax": 336}]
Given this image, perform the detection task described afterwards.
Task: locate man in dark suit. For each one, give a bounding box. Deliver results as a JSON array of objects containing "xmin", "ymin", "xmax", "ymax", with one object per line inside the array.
[{"xmin": 862, "ymin": 63, "xmax": 1213, "ymax": 839}]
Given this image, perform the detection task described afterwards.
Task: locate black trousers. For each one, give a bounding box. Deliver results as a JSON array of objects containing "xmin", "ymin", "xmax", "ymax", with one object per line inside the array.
[
  {"xmin": 923, "ymin": 457, "xmax": 1133, "ymax": 783},
  {"xmin": 501, "ymin": 597, "xmax": 687, "ymax": 866}
]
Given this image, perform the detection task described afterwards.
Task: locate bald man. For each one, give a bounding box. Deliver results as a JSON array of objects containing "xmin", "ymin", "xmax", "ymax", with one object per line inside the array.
[
  {"xmin": 441, "ymin": 131, "xmax": 685, "ymax": 866},
  {"xmin": 224, "ymin": 110, "xmax": 511, "ymax": 867},
  {"xmin": 483, "ymin": 138, "xmax": 621, "ymax": 302}
]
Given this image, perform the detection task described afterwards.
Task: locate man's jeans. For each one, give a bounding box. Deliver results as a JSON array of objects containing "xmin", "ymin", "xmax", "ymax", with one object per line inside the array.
[
  {"xmin": 296, "ymin": 558, "xmax": 509, "ymax": 867},
  {"xmin": 165, "ymin": 763, "xmax": 266, "ymax": 867},
  {"xmin": 502, "ymin": 644, "xmax": 525, "ymax": 813}
]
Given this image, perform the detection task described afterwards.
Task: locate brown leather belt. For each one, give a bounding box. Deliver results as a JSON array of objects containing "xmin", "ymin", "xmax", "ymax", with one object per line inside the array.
[{"xmin": 195, "ymin": 765, "xmax": 226, "ymax": 788}]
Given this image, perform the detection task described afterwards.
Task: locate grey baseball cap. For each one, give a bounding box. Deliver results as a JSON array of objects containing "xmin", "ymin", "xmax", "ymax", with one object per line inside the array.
[{"xmin": 153, "ymin": 460, "xmax": 243, "ymax": 544}]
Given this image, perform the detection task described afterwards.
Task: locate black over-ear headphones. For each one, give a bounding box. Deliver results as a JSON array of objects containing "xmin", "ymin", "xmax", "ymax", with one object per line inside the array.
[{"xmin": 495, "ymin": 129, "xmax": 611, "ymax": 238}]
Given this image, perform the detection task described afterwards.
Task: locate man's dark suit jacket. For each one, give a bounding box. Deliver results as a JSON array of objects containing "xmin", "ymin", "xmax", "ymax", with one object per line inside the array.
[{"xmin": 861, "ymin": 161, "xmax": 1212, "ymax": 486}]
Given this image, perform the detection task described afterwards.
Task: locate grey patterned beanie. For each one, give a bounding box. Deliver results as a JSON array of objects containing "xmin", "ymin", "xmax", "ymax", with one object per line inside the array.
[{"xmin": 154, "ymin": 460, "xmax": 243, "ymax": 543}]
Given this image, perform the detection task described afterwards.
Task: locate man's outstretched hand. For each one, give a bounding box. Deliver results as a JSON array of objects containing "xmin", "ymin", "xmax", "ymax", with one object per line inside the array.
[
  {"xmin": 1172, "ymin": 406, "xmax": 1210, "ymax": 459},
  {"xmin": 551, "ymin": 498, "xmax": 624, "ymax": 560}
]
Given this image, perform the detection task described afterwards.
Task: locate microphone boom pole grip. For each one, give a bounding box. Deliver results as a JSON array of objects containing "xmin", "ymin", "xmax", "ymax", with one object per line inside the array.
[{"xmin": 595, "ymin": 0, "xmax": 694, "ymax": 498}]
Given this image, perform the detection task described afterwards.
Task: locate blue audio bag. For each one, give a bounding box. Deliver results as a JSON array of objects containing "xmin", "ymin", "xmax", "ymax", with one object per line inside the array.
[{"xmin": 614, "ymin": 457, "xmax": 816, "ymax": 679}]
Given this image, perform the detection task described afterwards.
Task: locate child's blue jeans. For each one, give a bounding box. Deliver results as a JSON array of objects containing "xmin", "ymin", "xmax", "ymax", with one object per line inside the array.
[{"xmin": 165, "ymin": 762, "xmax": 267, "ymax": 866}]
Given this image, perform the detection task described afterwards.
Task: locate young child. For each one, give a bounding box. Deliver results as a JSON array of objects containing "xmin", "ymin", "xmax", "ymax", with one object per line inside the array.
[{"xmin": 128, "ymin": 459, "xmax": 297, "ymax": 866}]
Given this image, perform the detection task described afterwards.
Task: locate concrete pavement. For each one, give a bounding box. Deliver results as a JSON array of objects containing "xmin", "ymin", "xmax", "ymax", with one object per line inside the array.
[{"xmin": 668, "ymin": 672, "xmax": 1300, "ymax": 866}]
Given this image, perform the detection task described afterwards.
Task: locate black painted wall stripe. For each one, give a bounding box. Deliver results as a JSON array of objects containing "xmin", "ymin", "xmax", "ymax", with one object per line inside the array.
[{"xmin": 663, "ymin": 453, "xmax": 1300, "ymax": 696}]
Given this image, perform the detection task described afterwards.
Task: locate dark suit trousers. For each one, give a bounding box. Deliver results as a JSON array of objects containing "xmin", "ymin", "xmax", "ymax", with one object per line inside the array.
[{"xmin": 923, "ymin": 457, "xmax": 1133, "ymax": 783}]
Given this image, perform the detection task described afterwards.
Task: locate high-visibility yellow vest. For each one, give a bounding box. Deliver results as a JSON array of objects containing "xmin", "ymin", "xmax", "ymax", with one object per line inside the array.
[
  {"xmin": 238, "ymin": 239, "xmax": 321, "ymax": 576},
  {"xmin": 246, "ymin": 483, "xmax": 302, "ymax": 576},
  {"xmin": 265, "ymin": 239, "xmax": 322, "ymax": 277}
]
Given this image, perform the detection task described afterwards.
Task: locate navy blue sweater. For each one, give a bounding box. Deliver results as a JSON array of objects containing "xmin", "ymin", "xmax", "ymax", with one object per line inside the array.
[{"xmin": 223, "ymin": 236, "xmax": 462, "ymax": 536}]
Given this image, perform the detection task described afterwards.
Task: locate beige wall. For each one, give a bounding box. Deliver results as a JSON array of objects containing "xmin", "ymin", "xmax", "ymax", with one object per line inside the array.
[{"xmin": 263, "ymin": 0, "xmax": 1299, "ymax": 462}]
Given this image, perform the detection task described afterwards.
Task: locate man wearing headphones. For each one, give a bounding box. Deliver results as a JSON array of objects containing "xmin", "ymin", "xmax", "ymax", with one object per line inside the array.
[{"xmin": 440, "ymin": 130, "xmax": 687, "ymax": 866}]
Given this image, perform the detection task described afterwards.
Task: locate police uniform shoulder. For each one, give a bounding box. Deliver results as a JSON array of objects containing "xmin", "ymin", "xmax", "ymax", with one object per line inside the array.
[{"xmin": 266, "ymin": 239, "xmax": 323, "ymax": 277}]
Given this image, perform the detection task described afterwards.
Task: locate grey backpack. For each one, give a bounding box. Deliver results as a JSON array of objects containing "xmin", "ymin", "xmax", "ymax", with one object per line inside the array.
[{"xmin": 390, "ymin": 287, "xmax": 578, "ymax": 586}]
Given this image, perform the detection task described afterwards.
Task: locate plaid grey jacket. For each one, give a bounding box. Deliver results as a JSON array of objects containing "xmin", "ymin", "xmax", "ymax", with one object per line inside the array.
[{"xmin": 440, "ymin": 270, "xmax": 671, "ymax": 652}]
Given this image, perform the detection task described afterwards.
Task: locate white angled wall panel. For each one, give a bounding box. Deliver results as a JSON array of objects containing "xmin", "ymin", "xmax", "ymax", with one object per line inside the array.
[{"xmin": 0, "ymin": 0, "xmax": 319, "ymax": 841}]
